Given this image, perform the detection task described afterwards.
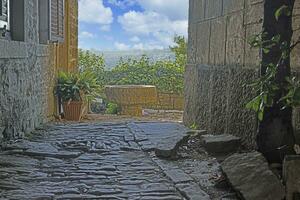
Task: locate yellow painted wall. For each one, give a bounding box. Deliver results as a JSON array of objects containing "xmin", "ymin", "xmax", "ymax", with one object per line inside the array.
[{"xmin": 47, "ymin": 0, "xmax": 78, "ymax": 118}]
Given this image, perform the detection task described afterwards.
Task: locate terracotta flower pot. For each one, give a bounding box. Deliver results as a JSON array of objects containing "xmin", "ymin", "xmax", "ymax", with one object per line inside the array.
[{"xmin": 63, "ymin": 101, "xmax": 84, "ymax": 121}]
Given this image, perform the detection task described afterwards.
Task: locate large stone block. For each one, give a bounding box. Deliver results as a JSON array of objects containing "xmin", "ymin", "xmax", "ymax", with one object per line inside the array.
[
  {"xmin": 283, "ymin": 155, "xmax": 300, "ymax": 200},
  {"xmin": 226, "ymin": 67, "xmax": 258, "ymax": 149},
  {"xmin": 184, "ymin": 64, "xmax": 212, "ymax": 130},
  {"xmin": 184, "ymin": 64, "xmax": 199, "ymax": 125},
  {"xmin": 209, "ymin": 17, "xmax": 227, "ymax": 65},
  {"xmin": 223, "ymin": 0, "xmax": 245, "ymax": 14},
  {"xmin": 293, "ymin": 0, "xmax": 300, "ymax": 16},
  {"xmin": 187, "ymin": 22, "xmax": 197, "ymax": 65},
  {"xmin": 245, "ymin": 23, "xmax": 262, "ymax": 68},
  {"xmin": 205, "ymin": 0, "xmax": 223, "ymax": 19},
  {"xmin": 244, "ymin": 1, "xmax": 264, "ymax": 25},
  {"xmin": 291, "ymin": 16, "xmax": 300, "ymax": 69},
  {"xmin": 194, "ymin": 65, "xmax": 212, "ymax": 129},
  {"xmin": 190, "ymin": 0, "xmax": 205, "ymax": 23},
  {"xmin": 222, "ymin": 152, "xmax": 285, "ymax": 200},
  {"xmin": 226, "ymin": 12, "xmax": 245, "ymax": 66},
  {"xmin": 196, "ymin": 21, "xmax": 210, "ymax": 65},
  {"xmin": 208, "ymin": 67, "xmax": 229, "ymax": 134}
]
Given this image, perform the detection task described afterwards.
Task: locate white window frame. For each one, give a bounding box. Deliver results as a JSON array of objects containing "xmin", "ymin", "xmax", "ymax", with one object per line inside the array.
[{"xmin": 0, "ymin": 0, "xmax": 9, "ymax": 30}]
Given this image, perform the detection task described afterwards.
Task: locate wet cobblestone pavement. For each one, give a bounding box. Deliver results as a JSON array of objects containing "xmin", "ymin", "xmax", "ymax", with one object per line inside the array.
[{"xmin": 0, "ymin": 122, "xmax": 237, "ymax": 200}]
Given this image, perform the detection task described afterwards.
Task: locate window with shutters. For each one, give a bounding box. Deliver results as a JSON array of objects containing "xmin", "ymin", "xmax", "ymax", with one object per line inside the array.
[
  {"xmin": 39, "ymin": 0, "xmax": 65, "ymax": 44},
  {"xmin": 0, "ymin": 0, "xmax": 9, "ymax": 32},
  {"xmin": 50, "ymin": 0, "xmax": 64, "ymax": 42},
  {"xmin": 0, "ymin": 0, "xmax": 25, "ymax": 41}
]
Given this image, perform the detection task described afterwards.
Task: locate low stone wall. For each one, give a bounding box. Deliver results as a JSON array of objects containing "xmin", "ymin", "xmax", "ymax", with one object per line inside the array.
[{"xmin": 146, "ymin": 92, "xmax": 184, "ymax": 111}]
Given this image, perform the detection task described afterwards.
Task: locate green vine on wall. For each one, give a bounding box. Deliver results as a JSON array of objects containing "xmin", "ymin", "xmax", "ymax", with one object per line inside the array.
[{"xmin": 246, "ymin": 5, "xmax": 300, "ymax": 121}]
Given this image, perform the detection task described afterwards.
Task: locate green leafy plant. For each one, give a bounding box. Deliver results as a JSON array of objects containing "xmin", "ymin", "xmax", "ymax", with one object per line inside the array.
[
  {"xmin": 189, "ymin": 122, "xmax": 199, "ymax": 130},
  {"xmin": 246, "ymin": 4, "xmax": 300, "ymax": 121},
  {"xmin": 105, "ymin": 103, "xmax": 120, "ymax": 114},
  {"xmin": 55, "ymin": 71, "xmax": 102, "ymax": 102}
]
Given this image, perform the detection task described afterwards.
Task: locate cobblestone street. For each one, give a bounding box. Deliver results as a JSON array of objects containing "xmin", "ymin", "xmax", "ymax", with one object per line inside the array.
[{"xmin": 0, "ymin": 122, "xmax": 236, "ymax": 200}]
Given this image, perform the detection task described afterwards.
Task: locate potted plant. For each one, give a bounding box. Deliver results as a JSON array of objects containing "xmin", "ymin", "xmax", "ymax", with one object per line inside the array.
[{"xmin": 55, "ymin": 71, "xmax": 101, "ymax": 121}]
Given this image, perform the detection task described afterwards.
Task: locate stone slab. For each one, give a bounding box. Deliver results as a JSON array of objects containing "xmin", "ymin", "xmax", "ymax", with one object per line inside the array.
[
  {"xmin": 164, "ymin": 168, "xmax": 193, "ymax": 184},
  {"xmin": 176, "ymin": 182, "xmax": 210, "ymax": 200},
  {"xmin": 132, "ymin": 122, "xmax": 190, "ymax": 158},
  {"xmin": 201, "ymin": 134, "xmax": 241, "ymax": 154},
  {"xmin": 222, "ymin": 152, "xmax": 285, "ymax": 200},
  {"xmin": 283, "ymin": 155, "xmax": 300, "ymax": 200}
]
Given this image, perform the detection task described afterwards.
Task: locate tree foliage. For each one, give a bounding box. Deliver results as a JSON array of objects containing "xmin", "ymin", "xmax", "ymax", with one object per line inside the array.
[
  {"xmin": 106, "ymin": 36, "xmax": 187, "ymax": 94},
  {"xmin": 78, "ymin": 36, "xmax": 187, "ymax": 95},
  {"xmin": 78, "ymin": 49, "xmax": 106, "ymax": 86},
  {"xmin": 246, "ymin": 5, "xmax": 299, "ymax": 120}
]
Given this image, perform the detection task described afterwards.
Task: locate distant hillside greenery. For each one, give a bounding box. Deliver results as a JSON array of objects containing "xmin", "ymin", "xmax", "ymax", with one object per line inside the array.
[
  {"xmin": 98, "ymin": 49, "xmax": 175, "ymax": 69},
  {"xmin": 78, "ymin": 36, "xmax": 187, "ymax": 95}
]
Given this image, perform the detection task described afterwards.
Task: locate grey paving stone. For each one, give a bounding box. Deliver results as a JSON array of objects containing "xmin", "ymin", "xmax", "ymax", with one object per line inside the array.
[
  {"xmin": 164, "ymin": 168, "xmax": 194, "ymax": 184},
  {"xmin": 176, "ymin": 182, "xmax": 210, "ymax": 200}
]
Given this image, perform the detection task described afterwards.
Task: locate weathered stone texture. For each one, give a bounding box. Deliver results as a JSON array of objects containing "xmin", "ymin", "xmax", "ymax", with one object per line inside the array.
[
  {"xmin": 205, "ymin": 0, "xmax": 223, "ymax": 19},
  {"xmin": 222, "ymin": 152, "xmax": 285, "ymax": 200},
  {"xmin": 226, "ymin": 12, "xmax": 245, "ymax": 65},
  {"xmin": 196, "ymin": 21, "xmax": 210, "ymax": 64},
  {"xmin": 283, "ymin": 155, "xmax": 300, "ymax": 200},
  {"xmin": 0, "ymin": 1, "xmax": 54, "ymax": 139},
  {"xmin": 185, "ymin": 0, "xmax": 264, "ymax": 149},
  {"xmin": 209, "ymin": 17, "xmax": 226, "ymax": 65}
]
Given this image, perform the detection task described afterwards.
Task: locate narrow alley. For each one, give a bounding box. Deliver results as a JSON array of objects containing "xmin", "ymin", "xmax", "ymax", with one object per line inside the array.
[{"xmin": 0, "ymin": 122, "xmax": 235, "ymax": 200}]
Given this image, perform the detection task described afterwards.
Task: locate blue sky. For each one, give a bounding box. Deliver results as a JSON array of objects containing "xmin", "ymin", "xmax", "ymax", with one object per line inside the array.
[{"xmin": 78, "ymin": 0, "xmax": 188, "ymax": 51}]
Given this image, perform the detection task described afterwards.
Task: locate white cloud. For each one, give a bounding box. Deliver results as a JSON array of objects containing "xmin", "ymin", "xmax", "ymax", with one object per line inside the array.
[
  {"xmin": 100, "ymin": 25, "xmax": 111, "ymax": 32},
  {"xmin": 114, "ymin": 42, "xmax": 131, "ymax": 50},
  {"xmin": 79, "ymin": 31, "xmax": 95, "ymax": 38},
  {"xmin": 137, "ymin": 0, "xmax": 188, "ymax": 20},
  {"xmin": 132, "ymin": 43, "xmax": 164, "ymax": 50},
  {"xmin": 118, "ymin": 11, "xmax": 188, "ymax": 46},
  {"xmin": 79, "ymin": 0, "xmax": 113, "ymax": 25},
  {"xmin": 130, "ymin": 36, "xmax": 141, "ymax": 43},
  {"xmin": 104, "ymin": 35, "xmax": 114, "ymax": 41},
  {"xmin": 108, "ymin": 0, "xmax": 137, "ymax": 9}
]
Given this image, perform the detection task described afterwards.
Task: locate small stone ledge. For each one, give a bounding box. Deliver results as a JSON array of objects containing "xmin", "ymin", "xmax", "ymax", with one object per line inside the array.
[
  {"xmin": 201, "ymin": 134, "xmax": 241, "ymax": 154},
  {"xmin": 154, "ymin": 134, "xmax": 190, "ymax": 159},
  {"xmin": 154, "ymin": 129, "xmax": 207, "ymax": 159}
]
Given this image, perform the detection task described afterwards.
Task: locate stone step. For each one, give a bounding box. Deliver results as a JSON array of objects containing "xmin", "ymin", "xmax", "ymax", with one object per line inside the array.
[{"xmin": 200, "ymin": 134, "xmax": 241, "ymax": 154}]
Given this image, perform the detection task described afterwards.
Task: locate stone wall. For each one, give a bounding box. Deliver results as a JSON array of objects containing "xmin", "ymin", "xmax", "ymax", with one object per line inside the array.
[
  {"xmin": 185, "ymin": 0, "xmax": 264, "ymax": 148},
  {"xmin": 0, "ymin": 0, "xmax": 78, "ymax": 140},
  {"xmin": 185, "ymin": 0, "xmax": 300, "ymax": 148},
  {"xmin": 147, "ymin": 93, "xmax": 184, "ymax": 111}
]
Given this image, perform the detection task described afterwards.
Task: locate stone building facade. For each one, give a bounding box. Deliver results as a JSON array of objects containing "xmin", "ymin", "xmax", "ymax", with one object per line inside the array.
[
  {"xmin": 185, "ymin": 0, "xmax": 300, "ymax": 148},
  {"xmin": 0, "ymin": 0, "xmax": 78, "ymax": 140}
]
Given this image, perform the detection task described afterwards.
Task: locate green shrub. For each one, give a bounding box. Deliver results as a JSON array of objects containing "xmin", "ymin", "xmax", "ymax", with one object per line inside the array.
[
  {"xmin": 55, "ymin": 71, "xmax": 102, "ymax": 102},
  {"xmin": 106, "ymin": 103, "xmax": 120, "ymax": 114}
]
